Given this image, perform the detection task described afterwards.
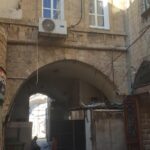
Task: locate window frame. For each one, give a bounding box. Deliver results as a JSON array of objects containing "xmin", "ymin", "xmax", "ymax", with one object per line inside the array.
[
  {"xmin": 89, "ymin": 0, "xmax": 110, "ymax": 30},
  {"xmin": 42, "ymin": 0, "xmax": 64, "ymax": 20}
]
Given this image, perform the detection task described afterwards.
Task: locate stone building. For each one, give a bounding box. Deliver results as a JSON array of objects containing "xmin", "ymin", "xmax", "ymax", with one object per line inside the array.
[
  {"xmin": 0, "ymin": 0, "xmax": 149, "ymax": 150},
  {"xmin": 123, "ymin": 0, "xmax": 150, "ymax": 150}
]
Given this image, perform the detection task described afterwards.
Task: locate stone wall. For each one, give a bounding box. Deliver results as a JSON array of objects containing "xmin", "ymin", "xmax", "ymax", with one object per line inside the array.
[
  {"xmin": 4, "ymin": 42, "xmax": 128, "ymax": 116},
  {"xmin": 126, "ymin": 0, "xmax": 150, "ymax": 89},
  {"xmin": 0, "ymin": 0, "xmax": 127, "ymax": 34},
  {"xmin": 0, "ymin": 0, "xmax": 130, "ymax": 149},
  {"xmin": 0, "ymin": 11, "xmax": 128, "ymax": 118}
]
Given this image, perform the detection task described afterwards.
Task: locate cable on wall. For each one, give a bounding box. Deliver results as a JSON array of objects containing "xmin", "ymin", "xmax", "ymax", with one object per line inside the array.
[
  {"xmin": 107, "ymin": 24, "xmax": 150, "ymax": 67},
  {"xmin": 126, "ymin": 24, "xmax": 150, "ymax": 50},
  {"xmin": 109, "ymin": 24, "xmax": 150, "ymax": 90},
  {"xmin": 36, "ymin": 31, "xmax": 39, "ymax": 86},
  {"xmin": 102, "ymin": 24, "xmax": 150, "ymax": 92},
  {"xmin": 68, "ymin": 0, "xmax": 83, "ymax": 29},
  {"xmin": 35, "ymin": 0, "xmax": 39, "ymax": 86}
]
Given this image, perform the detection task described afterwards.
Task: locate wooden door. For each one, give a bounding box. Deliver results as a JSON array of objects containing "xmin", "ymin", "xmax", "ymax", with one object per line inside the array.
[{"xmin": 124, "ymin": 95, "xmax": 141, "ymax": 150}]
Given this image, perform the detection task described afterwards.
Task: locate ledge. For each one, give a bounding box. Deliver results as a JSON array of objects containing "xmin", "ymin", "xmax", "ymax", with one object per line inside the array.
[
  {"xmin": 69, "ymin": 28, "xmax": 127, "ymax": 37},
  {"xmin": 0, "ymin": 18, "xmax": 37, "ymax": 27},
  {"xmin": 0, "ymin": 18, "xmax": 126, "ymax": 37},
  {"xmin": 8, "ymin": 39, "xmax": 127, "ymax": 51}
]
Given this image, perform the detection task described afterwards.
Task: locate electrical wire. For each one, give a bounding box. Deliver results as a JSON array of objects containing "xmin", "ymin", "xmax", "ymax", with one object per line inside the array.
[
  {"xmin": 106, "ymin": 24, "xmax": 150, "ymax": 69},
  {"xmin": 102, "ymin": 24, "xmax": 150, "ymax": 89},
  {"xmin": 35, "ymin": 0, "xmax": 39, "ymax": 86},
  {"xmin": 126, "ymin": 24, "xmax": 150, "ymax": 50},
  {"xmin": 36, "ymin": 31, "xmax": 39, "ymax": 86},
  {"xmin": 68, "ymin": 0, "xmax": 83, "ymax": 29},
  {"xmin": 113, "ymin": 25, "xmax": 150, "ymax": 88}
]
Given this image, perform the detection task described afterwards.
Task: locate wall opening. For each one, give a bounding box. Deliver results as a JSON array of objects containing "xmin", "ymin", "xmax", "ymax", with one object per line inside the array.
[{"xmin": 29, "ymin": 93, "xmax": 49, "ymax": 139}]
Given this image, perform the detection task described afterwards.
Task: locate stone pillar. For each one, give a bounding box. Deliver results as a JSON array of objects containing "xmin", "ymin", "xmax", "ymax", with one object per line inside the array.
[{"xmin": 0, "ymin": 26, "xmax": 7, "ymax": 150}]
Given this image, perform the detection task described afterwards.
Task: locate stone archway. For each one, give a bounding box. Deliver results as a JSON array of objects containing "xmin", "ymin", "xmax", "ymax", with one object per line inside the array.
[
  {"xmin": 8, "ymin": 59, "xmax": 120, "ymax": 114},
  {"xmin": 4, "ymin": 60, "xmax": 125, "ymax": 150},
  {"xmin": 7, "ymin": 59, "xmax": 121, "ymax": 120}
]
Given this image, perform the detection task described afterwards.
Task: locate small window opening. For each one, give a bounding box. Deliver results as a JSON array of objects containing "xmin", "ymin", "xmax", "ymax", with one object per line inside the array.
[{"xmin": 29, "ymin": 93, "xmax": 51, "ymax": 139}]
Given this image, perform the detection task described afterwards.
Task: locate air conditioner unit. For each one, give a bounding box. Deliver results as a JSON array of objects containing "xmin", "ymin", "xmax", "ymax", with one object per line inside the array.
[{"xmin": 39, "ymin": 18, "xmax": 67, "ymax": 36}]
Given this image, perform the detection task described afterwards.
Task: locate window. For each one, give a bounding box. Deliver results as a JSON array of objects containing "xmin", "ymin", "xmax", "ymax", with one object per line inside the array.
[
  {"xmin": 89, "ymin": 0, "xmax": 109, "ymax": 29},
  {"xmin": 42, "ymin": 0, "xmax": 64, "ymax": 19},
  {"xmin": 142, "ymin": 0, "xmax": 150, "ymax": 17},
  {"xmin": 143, "ymin": 0, "xmax": 150, "ymax": 12}
]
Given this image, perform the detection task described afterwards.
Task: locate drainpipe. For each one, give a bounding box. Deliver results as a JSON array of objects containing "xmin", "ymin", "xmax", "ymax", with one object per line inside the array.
[
  {"xmin": 0, "ymin": 26, "xmax": 7, "ymax": 150},
  {"xmin": 124, "ymin": 0, "xmax": 133, "ymax": 94}
]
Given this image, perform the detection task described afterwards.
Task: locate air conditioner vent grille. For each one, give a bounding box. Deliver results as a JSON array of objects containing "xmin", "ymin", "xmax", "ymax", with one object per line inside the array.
[{"xmin": 42, "ymin": 19, "xmax": 55, "ymax": 32}]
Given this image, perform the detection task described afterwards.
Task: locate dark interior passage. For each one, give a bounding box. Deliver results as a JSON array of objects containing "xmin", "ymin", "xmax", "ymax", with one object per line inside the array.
[{"xmin": 51, "ymin": 120, "xmax": 85, "ymax": 150}]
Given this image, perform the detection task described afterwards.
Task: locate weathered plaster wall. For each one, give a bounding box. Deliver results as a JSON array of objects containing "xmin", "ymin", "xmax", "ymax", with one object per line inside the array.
[
  {"xmin": 0, "ymin": 0, "xmax": 22, "ymax": 19},
  {"xmin": 0, "ymin": 0, "xmax": 20, "ymax": 9}
]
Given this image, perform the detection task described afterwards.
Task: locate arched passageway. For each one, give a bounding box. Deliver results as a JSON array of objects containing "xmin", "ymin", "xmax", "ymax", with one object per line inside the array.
[{"xmin": 5, "ymin": 60, "xmax": 124, "ymax": 150}]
